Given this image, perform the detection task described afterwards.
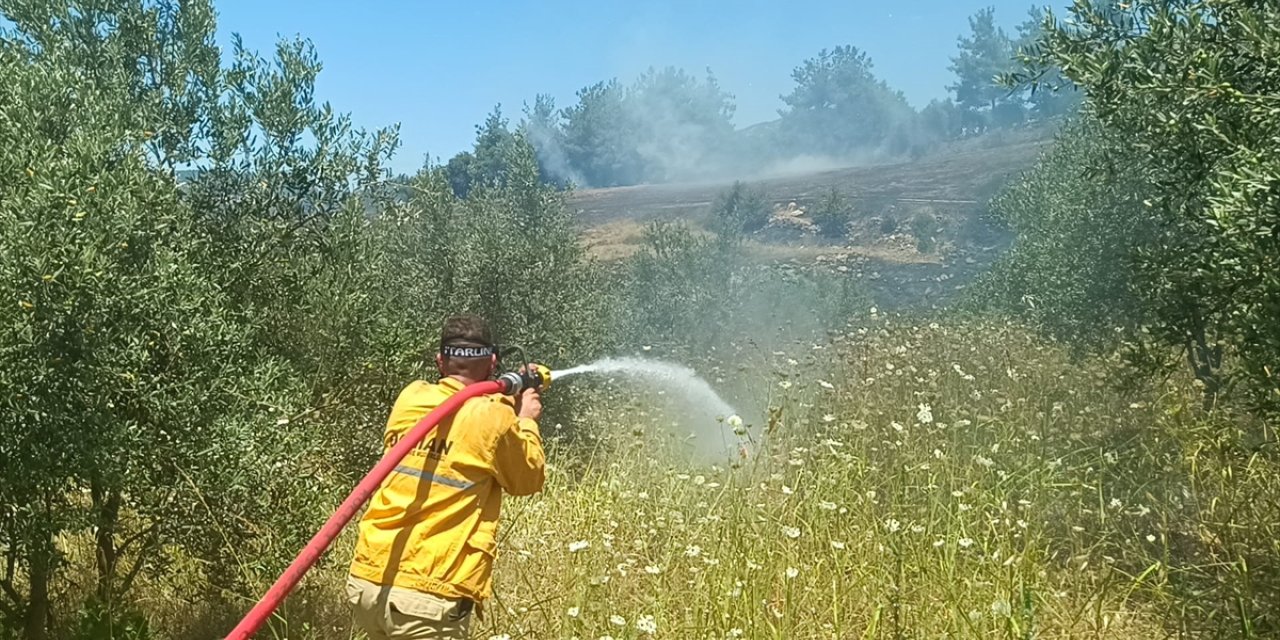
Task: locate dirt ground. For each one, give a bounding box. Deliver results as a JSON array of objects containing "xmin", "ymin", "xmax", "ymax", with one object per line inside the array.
[{"xmin": 566, "ymin": 127, "xmax": 1050, "ymax": 308}]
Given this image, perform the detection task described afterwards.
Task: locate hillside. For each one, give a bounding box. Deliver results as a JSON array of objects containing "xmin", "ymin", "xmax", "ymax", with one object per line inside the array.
[{"xmin": 567, "ymin": 125, "xmax": 1054, "ymax": 307}]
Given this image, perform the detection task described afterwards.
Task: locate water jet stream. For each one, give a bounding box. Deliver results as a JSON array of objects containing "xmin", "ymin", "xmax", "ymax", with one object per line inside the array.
[{"xmin": 554, "ymin": 357, "xmax": 740, "ymax": 426}]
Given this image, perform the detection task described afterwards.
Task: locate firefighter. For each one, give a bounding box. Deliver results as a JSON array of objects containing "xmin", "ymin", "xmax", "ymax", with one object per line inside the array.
[{"xmin": 346, "ymin": 314, "xmax": 545, "ymax": 639}]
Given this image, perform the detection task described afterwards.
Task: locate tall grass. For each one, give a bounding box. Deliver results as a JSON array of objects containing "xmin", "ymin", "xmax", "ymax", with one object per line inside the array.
[
  {"xmin": 470, "ymin": 317, "xmax": 1277, "ymax": 639},
  {"xmin": 120, "ymin": 316, "xmax": 1278, "ymax": 639}
]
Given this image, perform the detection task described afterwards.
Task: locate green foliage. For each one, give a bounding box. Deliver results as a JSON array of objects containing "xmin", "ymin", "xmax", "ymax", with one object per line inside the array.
[
  {"xmin": 519, "ymin": 93, "xmax": 574, "ymax": 188},
  {"xmin": 909, "ymin": 212, "xmax": 938, "ymax": 253},
  {"xmin": 778, "ymin": 45, "xmax": 925, "ymax": 157},
  {"xmin": 559, "ymin": 79, "xmax": 640, "ymax": 187},
  {"xmin": 1012, "ymin": 6, "xmax": 1079, "ymax": 119},
  {"xmin": 618, "ymin": 221, "xmax": 869, "ymax": 353},
  {"xmin": 1011, "ymin": 0, "xmax": 1280, "ymax": 411},
  {"xmin": 810, "ymin": 188, "xmax": 853, "ymax": 238},
  {"xmin": 946, "ymin": 6, "xmax": 1080, "ymax": 133},
  {"xmin": 920, "ymin": 98, "xmax": 964, "ymax": 141},
  {"xmin": 69, "ymin": 600, "xmax": 151, "ymax": 640},
  {"xmin": 974, "ymin": 116, "xmax": 1157, "ymax": 352},
  {"xmin": 620, "ymin": 221, "xmax": 740, "ymax": 350},
  {"xmin": 444, "ymin": 106, "xmax": 517, "ymax": 198},
  {"xmin": 948, "ymin": 8, "xmax": 1015, "ymax": 121},
  {"xmin": 549, "ymin": 69, "xmax": 737, "ymax": 187},
  {"xmin": 709, "ymin": 181, "xmax": 771, "ymax": 240}
]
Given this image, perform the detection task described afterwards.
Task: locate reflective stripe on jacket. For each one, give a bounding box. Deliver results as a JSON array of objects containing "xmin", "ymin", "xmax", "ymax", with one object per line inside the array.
[{"xmin": 348, "ymin": 377, "xmax": 545, "ymax": 601}]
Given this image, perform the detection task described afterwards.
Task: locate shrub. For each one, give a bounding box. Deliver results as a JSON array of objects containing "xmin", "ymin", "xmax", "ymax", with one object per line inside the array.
[
  {"xmin": 810, "ymin": 188, "xmax": 853, "ymax": 239},
  {"xmin": 709, "ymin": 181, "xmax": 771, "ymax": 240},
  {"xmin": 910, "ymin": 212, "xmax": 937, "ymax": 253}
]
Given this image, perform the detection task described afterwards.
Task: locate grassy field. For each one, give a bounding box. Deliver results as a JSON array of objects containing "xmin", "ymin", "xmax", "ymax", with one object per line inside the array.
[
  {"xmin": 465, "ymin": 317, "xmax": 1276, "ymax": 639},
  {"xmin": 192, "ymin": 314, "xmax": 1278, "ymax": 640}
]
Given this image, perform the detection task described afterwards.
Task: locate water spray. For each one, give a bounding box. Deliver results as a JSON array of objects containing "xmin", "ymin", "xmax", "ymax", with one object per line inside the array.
[{"xmin": 553, "ymin": 357, "xmax": 747, "ymax": 451}]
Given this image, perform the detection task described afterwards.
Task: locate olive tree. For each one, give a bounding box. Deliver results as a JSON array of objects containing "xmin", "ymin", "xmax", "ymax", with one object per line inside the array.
[
  {"xmin": 1010, "ymin": 0, "xmax": 1280, "ymax": 411},
  {"xmin": 0, "ymin": 1, "xmax": 401, "ymax": 636}
]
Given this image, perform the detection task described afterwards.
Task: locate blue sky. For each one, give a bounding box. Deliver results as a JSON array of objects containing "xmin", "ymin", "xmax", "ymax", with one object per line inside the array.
[{"xmin": 214, "ymin": 1, "xmax": 1043, "ymax": 173}]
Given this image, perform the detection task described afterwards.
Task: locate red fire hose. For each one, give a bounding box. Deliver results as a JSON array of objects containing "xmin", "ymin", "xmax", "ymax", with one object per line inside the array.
[{"xmin": 225, "ymin": 379, "xmax": 505, "ymax": 639}]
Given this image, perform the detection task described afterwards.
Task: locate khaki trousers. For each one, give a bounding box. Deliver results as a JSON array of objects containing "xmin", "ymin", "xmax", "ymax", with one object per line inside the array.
[{"xmin": 346, "ymin": 576, "xmax": 473, "ymax": 640}]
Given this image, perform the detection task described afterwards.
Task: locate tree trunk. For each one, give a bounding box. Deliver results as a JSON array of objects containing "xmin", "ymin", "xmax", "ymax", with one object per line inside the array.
[
  {"xmin": 1186, "ymin": 325, "xmax": 1223, "ymax": 410},
  {"xmin": 22, "ymin": 536, "xmax": 53, "ymax": 640},
  {"xmin": 91, "ymin": 480, "xmax": 122, "ymax": 607}
]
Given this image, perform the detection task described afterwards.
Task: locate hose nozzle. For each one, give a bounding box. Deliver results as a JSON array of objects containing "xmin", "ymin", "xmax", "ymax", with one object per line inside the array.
[{"xmin": 497, "ymin": 363, "xmax": 552, "ymax": 395}]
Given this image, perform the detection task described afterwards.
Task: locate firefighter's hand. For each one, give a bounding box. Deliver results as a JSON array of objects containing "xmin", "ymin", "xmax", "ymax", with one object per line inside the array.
[{"xmin": 517, "ymin": 388, "xmax": 542, "ymax": 422}]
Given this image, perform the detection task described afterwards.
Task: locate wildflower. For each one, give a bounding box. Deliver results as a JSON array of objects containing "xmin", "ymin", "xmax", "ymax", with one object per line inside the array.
[
  {"xmin": 1016, "ymin": 519, "xmax": 1028, "ymax": 529},
  {"xmin": 727, "ymin": 629, "xmax": 744, "ymax": 638},
  {"xmin": 635, "ymin": 614, "xmax": 657, "ymax": 634},
  {"xmin": 1109, "ymin": 498, "xmax": 1123, "ymax": 509},
  {"xmin": 974, "ymin": 455, "xmax": 995, "ymax": 468},
  {"xmin": 831, "ymin": 540, "xmax": 846, "ymax": 550},
  {"xmin": 568, "ymin": 540, "xmax": 590, "ymax": 553},
  {"xmin": 933, "ymin": 539, "xmax": 945, "ymax": 548},
  {"xmin": 488, "ymin": 635, "xmax": 511, "ymax": 640},
  {"xmin": 917, "ymin": 403, "xmax": 934, "ymax": 424},
  {"xmin": 684, "ymin": 545, "xmax": 702, "ymax": 558},
  {"xmin": 645, "ymin": 565, "xmax": 662, "ymax": 574},
  {"xmin": 955, "ymin": 419, "xmax": 972, "ymax": 428},
  {"xmin": 782, "ymin": 526, "xmax": 801, "ymax": 539},
  {"xmin": 637, "ymin": 491, "xmax": 649, "ymax": 499},
  {"xmin": 822, "ymin": 413, "xmax": 836, "ymax": 423},
  {"xmin": 781, "ymin": 485, "xmax": 794, "ymax": 495},
  {"xmin": 991, "ymin": 599, "xmax": 1012, "ymax": 617},
  {"xmin": 785, "ymin": 567, "xmax": 799, "ymax": 579},
  {"xmin": 726, "ymin": 414, "xmax": 744, "ymax": 428},
  {"xmin": 567, "ymin": 607, "xmax": 580, "ymax": 618},
  {"xmin": 884, "ymin": 519, "xmax": 902, "ymax": 533},
  {"xmin": 958, "ymin": 537, "xmax": 975, "ymax": 548},
  {"xmin": 1146, "ymin": 534, "xmax": 1157, "ymax": 543},
  {"xmin": 817, "ymin": 379, "xmax": 835, "ymax": 390},
  {"xmin": 746, "ymin": 561, "xmax": 762, "ymax": 570},
  {"xmin": 693, "ymin": 475, "xmax": 706, "ymax": 485},
  {"xmin": 951, "ymin": 489, "xmax": 965, "ymax": 498},
  {"xmin": 818, "ymin": 500, "xmax": 838, "ymax": 511},
  {"xmin": 778, "ymin": 380, "xmax": 793, "ymax": 390},
  {"xmin": 610, "ymin": 614, "xmax": 627, "ymax": 627},
  {"xmin": 910, "ymin": 524, "xmax": 926, "ymax": 534},
  {"xmin": 891, "ymin": 421, "xmax": 905, "ymax": 433}
]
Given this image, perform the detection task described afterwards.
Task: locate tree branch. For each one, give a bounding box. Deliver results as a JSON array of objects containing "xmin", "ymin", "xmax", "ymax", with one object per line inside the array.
[
  {"xmin": 117, "ymin": 535, "xmax": 160, "ymax": 598},
  {"xmin": 116, "ymin": 522, "xmax": 159, "ymax": 558}
]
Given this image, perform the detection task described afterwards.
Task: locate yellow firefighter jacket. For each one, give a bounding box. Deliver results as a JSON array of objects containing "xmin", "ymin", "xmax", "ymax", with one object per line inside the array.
[{"xmin": 348, "ymin": 377, "xmax": 545, "ymax": 602}]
